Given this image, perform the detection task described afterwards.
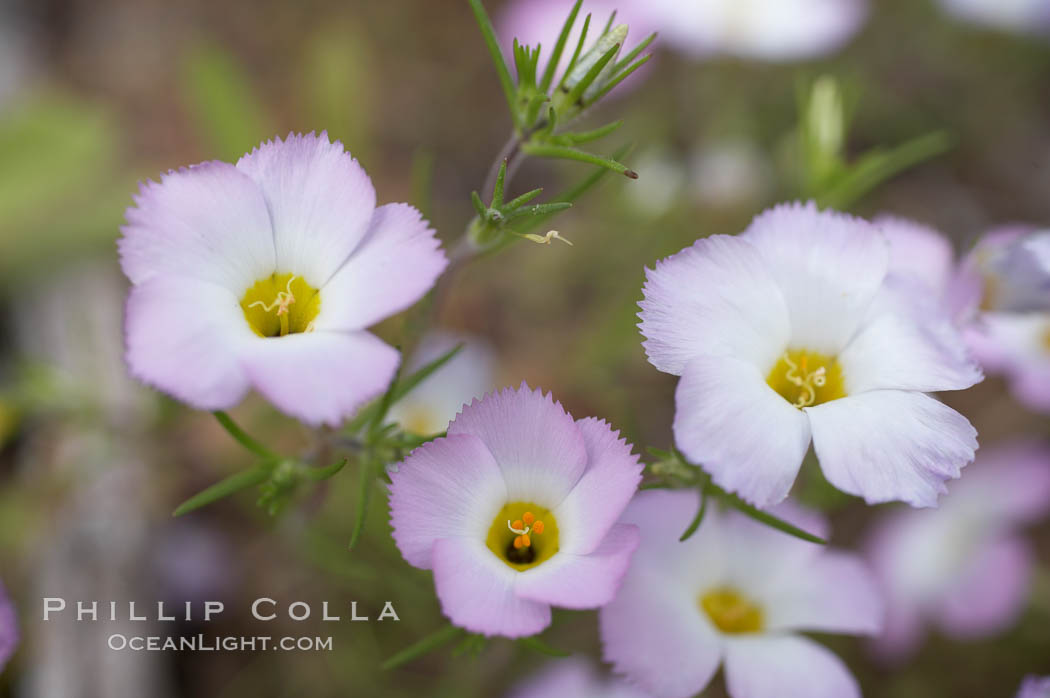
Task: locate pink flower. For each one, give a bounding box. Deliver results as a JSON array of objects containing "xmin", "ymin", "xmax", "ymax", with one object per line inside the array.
[
  {"xmin": 389, "ymin": 384, "xmax": 642, "ymax": 637},
  {"xmin": 387, "ymin": 331, "xmax": 497, "ymax": 436},
  {"xmin": 1017, "ymin": 675, "xmax": 1050, "ymax": 698},
  {"xmin": 936, "ymin": 0, "xmax": 1050, "ymax": 35},
  {"xmin": 866, "ymin": 441, "xmax": 1050, "ymax": 661},
  {"xmin": 0, "ymin": 578, "xmax": 17, "ymax": 672},
  {"xmin": 600, "ymin": 491, "xmax": 882, "ymax": 698},
  {"xmin": 119, "ymin": 132, "xmax": 447, "ymax": 426},
  {"xmin": 643, "ymin": 0, "xmax": 868, "ymax": 61},
  {"xmin": 639, "ymin": 202, "xmax": 980, "ymax": 508},
  {"xmin": 507, "ymin": 657, "xmax": 651, "ymax": 698},
  {"xmin": 878, "ymin": 217, "xmax": 1050, "ymax": 414}
]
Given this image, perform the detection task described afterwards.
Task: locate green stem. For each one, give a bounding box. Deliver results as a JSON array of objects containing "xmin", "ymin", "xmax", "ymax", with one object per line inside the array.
[
  {"xmin": 173, "ymin": 462, "xmax": 273, "ymax": 517},
  {"xmin": 213, "ymin": 411, "xmax": 277, "ymax": 459},
  {"xmin": 381, "ymin": 624, "xmax": 465, "ymax": 671},
  {"xmin": 521, "ymin": 142, "xmax": 637, "ymax": 178}
]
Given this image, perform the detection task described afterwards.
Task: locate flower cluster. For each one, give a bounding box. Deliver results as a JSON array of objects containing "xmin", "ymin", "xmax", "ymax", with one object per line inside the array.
[
  {"xmin": 0, "ymin": 578, "xmax": 17, "ymax": 673},
  {"xmin": 111, "ymin": 2, "xmax": 1050, "ymax": 695}
]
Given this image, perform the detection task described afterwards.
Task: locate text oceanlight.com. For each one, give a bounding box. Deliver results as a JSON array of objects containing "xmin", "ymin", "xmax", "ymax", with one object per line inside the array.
[{"xmin": 107, "ymin": 635, "xmax": 334, "ymax": 652}]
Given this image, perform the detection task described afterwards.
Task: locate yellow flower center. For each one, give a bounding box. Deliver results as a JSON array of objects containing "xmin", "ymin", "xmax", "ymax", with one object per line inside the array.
[
  {"xmin": 700, "ymin": 587, "xmax": 764, "ymax": 634},
  {"xmin": 240, "ymin": 273, "xmax": 321, "ymax": 337},
  {"xmin": 400, "ymin": 406, "xmax": 441, "ymax": 436},
  {"xmin": 766, "ymin": 349, "xmax": 846, "ymax": 409},
  {"xmin": 486, "ymin": 502, "xmax": 560, "ymax": 571},
  {"xmin": 1042, "ymin": 325, "xmax": 1050, "ymax": 355}
]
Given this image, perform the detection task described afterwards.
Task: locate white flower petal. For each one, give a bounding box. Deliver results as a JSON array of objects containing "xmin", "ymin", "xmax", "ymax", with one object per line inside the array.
[
  {"xmin": 724, "ymin": 635, "xmax": 860, "ymax": 698},
  {"xmin": 432, "ymin": 537, "xmax": 551, "ymax": 638},
  {"xmin": 515, "ymin": 524, "xmax": 639, "ymax": 609},
  {"xmin": 721, "ymin": 505, "xmax": 826, "ymax": 598},
  {"xmin": 840, "ymin": 311, "xmax": 982, "ymax": 394},
  {"xmin": 876, "ymin": 215, "xmax": 955, "ymax": 294},
  {"xmin": 744, "ymin": 201, "xmax": 889, "ymax": 354},
  {"xmin": 650, "ymin": 0, "xmax": 866, "ymax": 61},
  {"xmin": 238, "ymin": 330, "xmax": 398, "ymax": 427},
  {"xmin": 620, "ymin": 490, "xmax": 729, "ymax": 591},
  {"xmin": 554, "ymin": 417, "xmax": 642, "ymax": 555},
  {"xmin": 808, "ymin": 391, "xmax": 977, "ymax": 507},
  {"xmin": 125, "ymin": 276, "xmax": 253, "ymax": 409},
  {"xmin": 600, "ymin": 568, "xmax": 722, "ymax": 698},
  {"xmin": 387, "ymin": 332, "xmax": 498, "ymax": 437},
  {"xmin": 236, "ymin": 132, "xmax": 376, "ymax": 287},
  {"xmin": 389, "ymin": 434, "xmax": 508, "ymax": 569},
  {"xmin": 933, "ymin": 534, "xmax": 1032, "ymax": 638},
  {"xmin": 313, "ymin": 203, "xmax": 447, "ymax": 332},
  {"xmin": 639, "ymin": 234, "xmax": 790, "ymax": 375},
  {"xmin": 674, "ymin": 356, "xmax": 811, "ymax": 507},
  {"xmin": 761, "ymin": 551, "xmax": 883, "ymax": 635},
  {"xmin": 119, "ymin": 161, "xmax": 276, "ymax": 292},
  {"xmin": 447, "ymin": 385, "xmax": 588, "ymax": 507}
]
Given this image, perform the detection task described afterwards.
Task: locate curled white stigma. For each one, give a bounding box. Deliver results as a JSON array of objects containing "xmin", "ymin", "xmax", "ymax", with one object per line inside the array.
[
  {"xmin": 248, "ymin": 275, "xmax": 297, "ymax": 316},
  {"xmin": 781, "ymin": 353, "xmax": 827, "ymax": 408}
]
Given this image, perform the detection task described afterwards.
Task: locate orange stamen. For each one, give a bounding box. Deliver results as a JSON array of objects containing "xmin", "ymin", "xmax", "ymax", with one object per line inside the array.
[
  {"xmin": 522, "ymin": 512, "xmax": 535, "ymax": 526},
  {"xmin": 513, "ymin": 536, "xmax": 525, "ymax": 549},
  {"xmin": 512, "ymin": 519, "xmax": 524, "ymax": 531},
  {"xmin": 520, "ymin": 534, "xmax": 531, "ymax": 547},
  {"xmin": 532, "ymin": 520, "xmax": 545, "ymax": 535}
]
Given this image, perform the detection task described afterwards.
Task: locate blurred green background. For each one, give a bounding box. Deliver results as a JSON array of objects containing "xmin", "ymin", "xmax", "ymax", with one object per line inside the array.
[{"xmin": 0, "ymin": 0, "xmax": 1048, "ymax": 696}]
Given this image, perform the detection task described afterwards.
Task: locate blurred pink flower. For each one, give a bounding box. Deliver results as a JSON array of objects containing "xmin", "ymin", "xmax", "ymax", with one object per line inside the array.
[
  {"xmin": 499, "ymin": 0, "xmax": 867, "ymax": 67},
  {"xmin": 600, "ymin": 491, "xmax": 882, "ymax": 698},
  {"xmin": 878, "ymin": 217, "xmax": 1050, "ymax": 414},
  {"xmin": 388, "ymin": 331, "xmax": 497, "ymax": 436},
  {"xmin": 389, "ymin": 384, "xmax": 642, "ymax": 637},
  {"xmin": 641, "ymin": 0, "xmax": 867, "ymax": 61},
  {"xmin": 937, "ymin": 0, "xmax": 1050, "ymax": 35},
  {"xmin": 119, "ymin": 132, "xmax": 447, "ymax": 426},
  {"xmin": 0, "ymin": 578, "xmax": 18, "ymax": 672},
  {"xmin": 507, "ymin": 657, "xmax": 651, "ymax": 698},
  {"xmin": 1017, "ymin": 675, "xmax": 1050, "ymax": 698},
  {"xmin": 866, "ymin": 442, "xmax": 1050, "ymax": 661},
  {"xmin": 639, "ymin": 202, "xmax": 980, "ymax": 509}
]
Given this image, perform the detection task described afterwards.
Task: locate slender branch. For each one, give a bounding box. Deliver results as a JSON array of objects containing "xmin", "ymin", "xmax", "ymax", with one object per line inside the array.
[{"xmin": 213, "ymin": 411, "xmax": 277, "ymax": 459}]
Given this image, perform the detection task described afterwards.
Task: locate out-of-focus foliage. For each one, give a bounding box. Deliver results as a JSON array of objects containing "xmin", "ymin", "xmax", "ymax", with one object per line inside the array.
[{"xmin": 0, "ymin": 95, "xmax": 132, "ymax": 281}]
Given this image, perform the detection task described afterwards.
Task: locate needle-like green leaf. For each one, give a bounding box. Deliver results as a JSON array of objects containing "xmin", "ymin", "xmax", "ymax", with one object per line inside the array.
[
  {"xmin": 679, "ymin": 487, "xmax": 709, "ymax": 542},
  {"xmin": 469, "ymin": 0, "xmax": 521, "ymax": 130},
  {"xmin": 381, "ymin": 624, "xmax": 465, "ymax": 670},
  {"xmin": 538, "ymin": 0, "xmax": 583, "ymax": 92},
  {"xmin": 492, "ymin": 159, "xmax": 508, "ymax": 208},
  {"xmin": 554, "ymin": 120, "xmax": 623, "ymax": 145},
  {"xmin": 518, "ymin": 635, "xmax": 570, "ymax": 657},
  {"xmin": 213, "ymin": 411, "xmax": 277, "ymax": 459},
  {"xmin": 173, "ymin": 462, "xmax": 272, "ymax": 517},
  {"xmin": 521, "ymin": 142, "xmax": 638, "ymax": 178},
  {"xmin": 559, "ymin": 13, "xmax": 591, "ymax": 90},
  {"xmin": 502, "ymin": 187, "xmax": 545, "ymax": 211},
  {"xmin": 563, "ymin": 44, "xmax": 620, "ymax": 106},
  {"xmin": 587, "ymin": 53, "xmax": 653, "ymax": 105}
]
